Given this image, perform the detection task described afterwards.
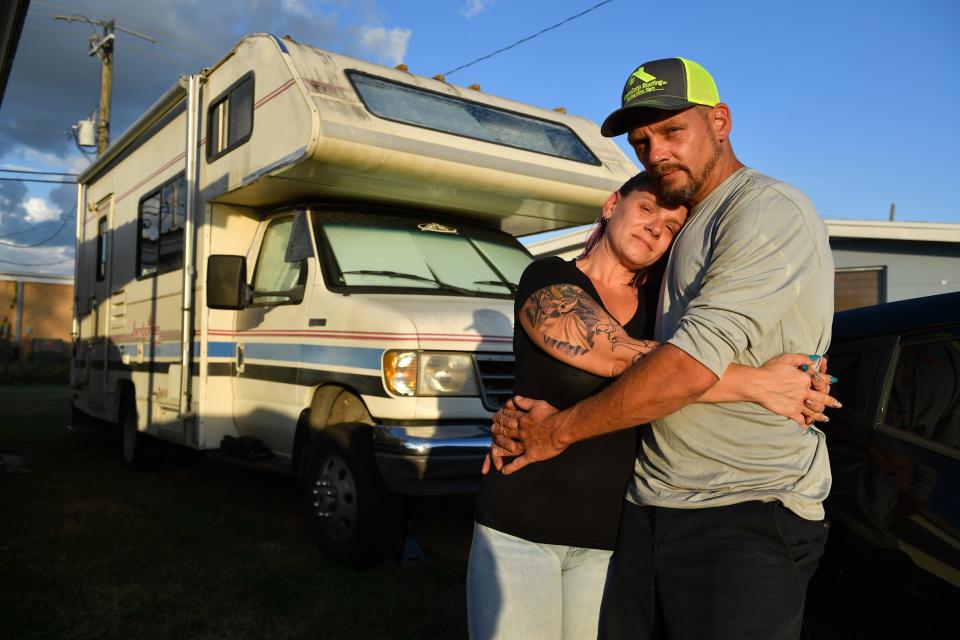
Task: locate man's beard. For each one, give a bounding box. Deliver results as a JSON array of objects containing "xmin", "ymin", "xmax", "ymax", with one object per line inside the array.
[{"xmin": 651, "ymin": 143, "xmax": 721, "ymax": 207}]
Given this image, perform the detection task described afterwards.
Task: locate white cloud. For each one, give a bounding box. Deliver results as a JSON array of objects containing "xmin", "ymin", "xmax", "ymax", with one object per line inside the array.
[
  {"xmin": 461, "ymin": 0, "xmax": 495, "ymax": 19},
  {"xmin": 282, "ymin": 0, "xmax": 313, "ymax": 19},
  {"xmin": 23, "ymin": 198, "xmax": 62, "ymax": 223},
  {"xmin": 0, "ymin": 243, "xmax": 74, "ymax": 276},
  {"xmin": 355, "ymin": 26, "xmax": 411, "ymax": 66},
  {"xmin": 20, "ymin": 147, "xmax": 85, "ymax": 173}
]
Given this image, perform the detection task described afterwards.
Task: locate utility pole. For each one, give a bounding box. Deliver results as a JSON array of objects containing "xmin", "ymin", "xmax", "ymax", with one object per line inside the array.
[
  {"xmin": 55, "ymin": 15, "xmax": 158, "ymax": 155},
  {"xmin": 90, "ymin": 20, "xmax": 115, "ymax": 155}
]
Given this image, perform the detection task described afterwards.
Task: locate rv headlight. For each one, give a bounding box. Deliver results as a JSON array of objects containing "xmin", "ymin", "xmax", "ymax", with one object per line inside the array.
[
  {"xmin": 383, "ymin": 350, "xmax": 419, "ymax": 396},
  {"xmin": 382, "ymin": 351, "xmax": 480, "ymax": 397}
]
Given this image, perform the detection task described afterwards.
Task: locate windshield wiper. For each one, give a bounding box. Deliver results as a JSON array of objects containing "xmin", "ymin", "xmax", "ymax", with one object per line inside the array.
[
  {"xmin": 474, "ymin": 280, "xmax": 517, "ymax": 293},
  {"xmin": 339, "ymin": 270, "xmax": 478, "ymax": 295}
]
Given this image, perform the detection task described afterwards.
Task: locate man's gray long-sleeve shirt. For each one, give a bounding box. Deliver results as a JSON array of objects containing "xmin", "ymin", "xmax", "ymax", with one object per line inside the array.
[{"xmin": 628, "ymin": 168, "xmax": 834, "ymax": 520}]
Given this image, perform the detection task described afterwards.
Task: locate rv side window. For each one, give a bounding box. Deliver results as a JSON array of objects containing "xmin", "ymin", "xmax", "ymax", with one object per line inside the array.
[
  {"xmin": 206, "ymin": 72, "xmax": 254, "ymax": 161},
  {"xmin": 347, "ymin": 71, "xmax": 600, "ymax": 166},
  {"xmin": 251, "ymin": 218, "xmax": 307, "ymax": 306},
  {"xmin": 96, "ymin": 216, "xmax": 108, "ymax": 282},
  {"xmin": 138, "ymin": 173, "xmax": 185, "ymax": 278}
]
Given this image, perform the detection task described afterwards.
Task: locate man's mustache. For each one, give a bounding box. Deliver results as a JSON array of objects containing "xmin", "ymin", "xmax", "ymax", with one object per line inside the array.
[{"xmin": 649, "ymin": 163, "xmax": 690, "ymax": 178}]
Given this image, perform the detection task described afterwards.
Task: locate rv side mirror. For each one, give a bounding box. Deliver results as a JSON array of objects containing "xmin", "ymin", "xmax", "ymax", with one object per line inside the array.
[{"xmin": 207, "ymin": 255, "xmax": 248, "ymax": 310}]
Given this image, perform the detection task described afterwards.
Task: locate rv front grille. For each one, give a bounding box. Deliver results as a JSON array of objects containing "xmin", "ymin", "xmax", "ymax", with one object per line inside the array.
[{"xmin": 475, "ymin": 353, "xmax": 515, "ymax": 412}]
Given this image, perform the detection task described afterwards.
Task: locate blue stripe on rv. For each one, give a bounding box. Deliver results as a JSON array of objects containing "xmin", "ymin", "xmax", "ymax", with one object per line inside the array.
[
  {"xmin": 118, "ymin": 341, "xmax": 382, "ymax": 371},
  {"xmin": 214, "ymin": 342, "xmax": 383, "ymax": 371},
  {"xmin": 207, "ymin": 341, "xmax": 236, "ymax": 358}
]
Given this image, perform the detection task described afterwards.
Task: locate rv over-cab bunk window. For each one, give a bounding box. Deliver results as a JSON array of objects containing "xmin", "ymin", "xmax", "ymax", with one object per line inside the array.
[
  {"xmin": 206, "ymin": 72, "xmax": 254, "ymax": 161},
  {"xmin": 346, "ymin": 71, "xmax": 600, "ymax": 166},
  {"xmin": 137, "ymin": 173, "xmax": 186, "ymax": 279}
]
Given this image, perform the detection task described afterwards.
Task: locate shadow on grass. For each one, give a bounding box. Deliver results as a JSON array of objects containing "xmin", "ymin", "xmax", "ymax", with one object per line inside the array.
[{"xmin": 0, "ymin": 385, "xmax": 470, "ymax": 640}]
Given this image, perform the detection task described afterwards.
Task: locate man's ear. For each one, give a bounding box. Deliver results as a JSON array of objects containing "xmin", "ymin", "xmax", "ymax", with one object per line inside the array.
[{"xmin": 710, "ymin": 103, "xmax": 732, "ymax": 143}]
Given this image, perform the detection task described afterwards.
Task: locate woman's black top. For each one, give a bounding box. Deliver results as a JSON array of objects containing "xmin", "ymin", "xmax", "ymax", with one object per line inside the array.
[{"xmin": 474, "ymin": 256, "xmax": 655, "ymax": 550}]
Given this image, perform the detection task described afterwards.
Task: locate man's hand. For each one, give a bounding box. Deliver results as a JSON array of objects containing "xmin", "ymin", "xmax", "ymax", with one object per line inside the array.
[{"xmin": 488, "ymin": 396, "xmax": 564, "ymax": 475}]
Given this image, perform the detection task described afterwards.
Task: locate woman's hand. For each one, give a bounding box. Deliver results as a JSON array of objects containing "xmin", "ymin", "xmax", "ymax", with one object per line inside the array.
[{"xmin": 751, "ymin": 354, "xmax": 841, "ymax": 426}]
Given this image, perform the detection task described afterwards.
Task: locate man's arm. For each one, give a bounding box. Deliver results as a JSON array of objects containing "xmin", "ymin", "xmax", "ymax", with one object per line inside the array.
[{"xmin": 492, "ymin": 343, "xmax": 716, "ymax": 474}]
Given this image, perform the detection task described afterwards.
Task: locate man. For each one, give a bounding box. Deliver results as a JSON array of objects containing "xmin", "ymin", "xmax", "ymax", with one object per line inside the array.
[{"xmin": 492, "ymin": 58, "xmax": 835, "ymax": 639}]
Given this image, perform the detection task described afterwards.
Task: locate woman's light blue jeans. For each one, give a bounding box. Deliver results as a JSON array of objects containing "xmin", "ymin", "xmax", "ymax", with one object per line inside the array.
[{"xmin": 466, "ymin": 522, "xmax": 612, "ymax": 640}]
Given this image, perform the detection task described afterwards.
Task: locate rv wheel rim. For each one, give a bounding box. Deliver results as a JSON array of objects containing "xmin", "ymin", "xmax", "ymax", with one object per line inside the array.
[
  {"xmin": 312, "ymin": 452, "xmax": 358, "ymax": 542},
  {"xmin": 122, "ymin": 415, "xmax": 136, "ymax": 462}
]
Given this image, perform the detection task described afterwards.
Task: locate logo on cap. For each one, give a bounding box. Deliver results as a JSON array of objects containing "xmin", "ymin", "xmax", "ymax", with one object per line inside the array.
[
  {"xmin": 631, "ymin": 67, "xmax": 657, "ymax": 84},
  {"xmin": 624, "ymin": 67, "xmax": 668, "ymax": 104}
]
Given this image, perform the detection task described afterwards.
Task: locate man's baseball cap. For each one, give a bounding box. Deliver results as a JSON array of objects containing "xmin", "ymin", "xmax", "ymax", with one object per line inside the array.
[{"xmin": 600, "ymin": 58, "xmax": 720, "ymax": 137}]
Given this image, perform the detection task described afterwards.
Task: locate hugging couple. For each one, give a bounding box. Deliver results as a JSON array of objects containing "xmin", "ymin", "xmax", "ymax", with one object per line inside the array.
[{"xmin": 467, "ymin": 57, "xmax": 837, "ymax": 640}]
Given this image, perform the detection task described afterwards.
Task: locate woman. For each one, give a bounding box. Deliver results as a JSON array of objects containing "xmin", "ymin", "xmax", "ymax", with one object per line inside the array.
[{"xmin": 466, "ymin": 172, "xmax": 834, "ymax": 640}]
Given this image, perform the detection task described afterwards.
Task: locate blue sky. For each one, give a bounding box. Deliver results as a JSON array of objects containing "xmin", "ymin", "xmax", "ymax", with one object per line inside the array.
[{"xmin": 1, "ymin": 0, "xmax": 958, "ymax": 274}]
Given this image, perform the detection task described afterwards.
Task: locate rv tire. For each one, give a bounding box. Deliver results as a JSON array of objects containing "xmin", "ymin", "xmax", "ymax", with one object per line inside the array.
[
  {"xmin": 303, "ymin": 424, "xmax": 401, "ymax": 567},
  {"xmin": 120, "ymin": 402, "xmax": 164, "ymax": 469}
]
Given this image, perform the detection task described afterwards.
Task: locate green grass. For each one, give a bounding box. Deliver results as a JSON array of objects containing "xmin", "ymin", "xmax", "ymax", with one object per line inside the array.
[
  {"xmin": 0, "ymin": 385, "xmax": 469, "ymax": 639},
  {"xmin": 0, "ymin": 361, "xmax": 69, "ymax": 384}
]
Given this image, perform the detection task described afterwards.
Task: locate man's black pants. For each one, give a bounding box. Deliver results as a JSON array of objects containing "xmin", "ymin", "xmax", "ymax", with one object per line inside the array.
[{"xmin": 599, "ymin": 500, "xmax": 828, "ymax": 640}]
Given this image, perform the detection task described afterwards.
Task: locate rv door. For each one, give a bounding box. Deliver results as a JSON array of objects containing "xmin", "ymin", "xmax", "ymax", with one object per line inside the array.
[{"xmin": 88, "ymin": 195, "xmax": 114, "ymax": 408}]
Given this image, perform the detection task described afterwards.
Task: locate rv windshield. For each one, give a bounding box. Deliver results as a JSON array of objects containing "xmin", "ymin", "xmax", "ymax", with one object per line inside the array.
[{"xmin": 312, "ymin": 211, "xmax": 532, "ymax": 297}]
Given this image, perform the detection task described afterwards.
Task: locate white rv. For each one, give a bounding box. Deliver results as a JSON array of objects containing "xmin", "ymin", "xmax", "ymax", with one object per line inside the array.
[{"xmin": 71, "ymin": 34, "xmax": 635, "ymax": 563}]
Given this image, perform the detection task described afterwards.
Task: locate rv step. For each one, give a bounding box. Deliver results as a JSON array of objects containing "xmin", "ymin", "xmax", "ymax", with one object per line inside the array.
[{"xmin": 220, "ymin": 435, "xmax": 274, "ymax": 461}]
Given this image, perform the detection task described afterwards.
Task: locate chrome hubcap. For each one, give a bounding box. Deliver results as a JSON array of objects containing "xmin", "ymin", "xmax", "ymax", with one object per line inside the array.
[{"xmin": 312, "ymin": 453, "xmax": 357, "ymax": 541}]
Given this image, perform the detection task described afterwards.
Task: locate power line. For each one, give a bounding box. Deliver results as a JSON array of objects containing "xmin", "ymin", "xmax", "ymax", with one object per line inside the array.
[
  {"xmin": 0, "ymin": 255, "xmax": 74, "ymax": 266},
  {"xmin": 0, "ymin": 177, "xmax": 76, "ymax": 184},
  {"xmin": 0, "ymin": 218, "xmax": 66, "ymax": 239},
  {"xmin": 125, "ymin": 44, "xmax": 197, "ymax": 67},
  {"xmin": 35, "ymin": 1, "xmax": 219, "ymax": 55},
  {"xmin": 1, "ymin": 168, "xmax": 79, "ymax": 176},
  {"xmin": 0, "ymin": 124, "xmax": 71, "ymax": 134},
  {"xmin": 0, "ymin": 206, "xmax": 75, "ymax": 248},
  {"xmin": 443, "ymin": 0, "xmax": 616, "ymax": 77}
]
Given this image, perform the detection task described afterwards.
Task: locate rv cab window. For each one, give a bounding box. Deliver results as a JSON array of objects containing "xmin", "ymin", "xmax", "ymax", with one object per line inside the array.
[
  {"xmin": 251, "ymin": 217, "xmax": 307, "ymax": 305},
  {"xmin": 206, "ymin": 72, "xmax": 254, "ymax": 161},
  {"xmin": 312, "ymin": 210, "xmax": 531, "ymax": 297}
]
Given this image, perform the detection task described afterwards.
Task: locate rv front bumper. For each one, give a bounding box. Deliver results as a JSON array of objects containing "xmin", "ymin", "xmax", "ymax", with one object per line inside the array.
[{"xmin": 372, "ymin": 424, "xmax": 491, "ymax": 495}]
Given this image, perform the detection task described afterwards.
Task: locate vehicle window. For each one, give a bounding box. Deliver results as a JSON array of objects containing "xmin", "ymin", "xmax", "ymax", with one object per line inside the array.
[
  {"xmin": 207, "ymin": 73, "xmax": 254, "ymax": 161},
  {"xmin": 138, "ymin": 173, "xmax": 185, "ymax": 278},
  {"xmin": 313, "ymin": 211, "xmax": 531, "ymax": 297},
  {"xmin": 347, "ymin": 71, "xmax": 600, "ymax": 165},
  {"xmin": 885, "ymin": 338, "xmax": 960, "ymax": 450},
  {"xmin": 96, "ymin": 216, "xmax": 108, "ymax": 282},
  {"xmin": 252, "ymin": 218, "xmax": 307, "ymax": 305},
  {"xmin": 826, "ymin": 346, "xmax": 885, "ymax": 418}
]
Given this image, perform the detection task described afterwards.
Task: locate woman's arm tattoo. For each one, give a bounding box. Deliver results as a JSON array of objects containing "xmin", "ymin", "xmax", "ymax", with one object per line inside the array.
[{"xmin": 523, "ymin": 284, "xmax": 655, "ymax": 360}]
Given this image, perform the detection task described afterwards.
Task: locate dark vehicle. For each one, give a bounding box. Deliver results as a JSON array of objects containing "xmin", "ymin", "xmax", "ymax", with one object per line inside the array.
[{"xmin": 805, "ymin": 292, "xmax": 960, "ymax": 637}]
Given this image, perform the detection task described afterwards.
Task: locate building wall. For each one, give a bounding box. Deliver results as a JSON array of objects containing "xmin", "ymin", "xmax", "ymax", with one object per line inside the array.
[
  {"xmin": 0, "ymin": 279, "xmax": 15, "ymax": 333},
  {"xmin": 830, "ymin": 238, "xmax": 960, "ymax": 303},
  {"xmin": 0, "ymin": 277, "xmax": 74, "ymax": 348},
  {"xmin": 20, "ymin": 282, "xmax": 73, "ymax": 342}
]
